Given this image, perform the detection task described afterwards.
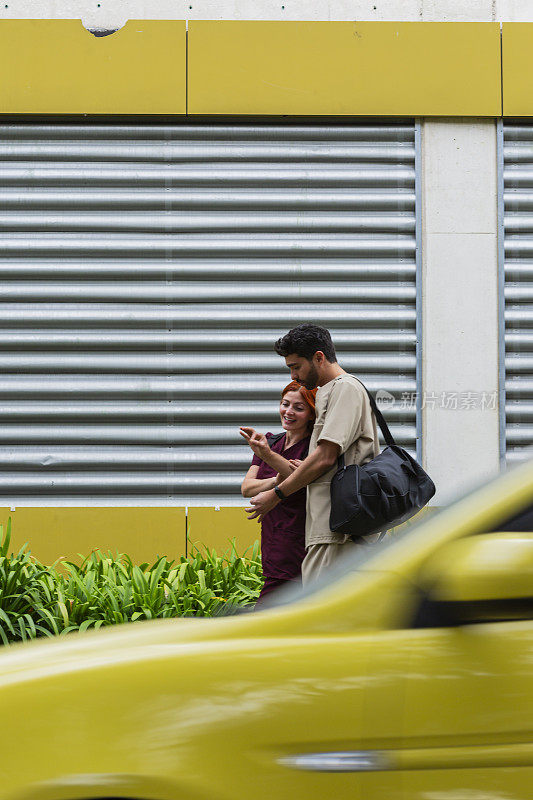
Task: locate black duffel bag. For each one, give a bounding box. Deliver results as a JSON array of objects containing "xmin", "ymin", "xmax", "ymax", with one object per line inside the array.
[{"xmin": 330, "ymin": 381, "xmax": 435, "ymax": 539}]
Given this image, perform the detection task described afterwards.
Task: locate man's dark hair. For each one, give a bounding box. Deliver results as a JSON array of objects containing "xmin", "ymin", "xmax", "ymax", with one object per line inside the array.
[{"xmin": 274, "ymin": 324, "xmax": 337, "ymax": 363}]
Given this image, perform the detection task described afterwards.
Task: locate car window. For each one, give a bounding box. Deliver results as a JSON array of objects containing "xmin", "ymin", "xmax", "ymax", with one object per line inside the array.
[{"xmin": 490, "ymin": 502, "xmax": 533, "ymax": 532}]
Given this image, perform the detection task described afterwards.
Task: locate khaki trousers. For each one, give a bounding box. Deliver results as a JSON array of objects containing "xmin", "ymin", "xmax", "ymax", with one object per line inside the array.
[{"xmin": 301, "ymin": 540, "xmax": 366, "ymax": 587}]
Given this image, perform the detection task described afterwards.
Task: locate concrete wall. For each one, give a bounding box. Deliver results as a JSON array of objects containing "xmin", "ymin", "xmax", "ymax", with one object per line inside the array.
[
  {"xmin": 0, "ymin": 0, "xmax": 504, "ymax": 28},
  {"xmin": 421, "ymin": 120, "xmax": 499, "ymax": 503}
]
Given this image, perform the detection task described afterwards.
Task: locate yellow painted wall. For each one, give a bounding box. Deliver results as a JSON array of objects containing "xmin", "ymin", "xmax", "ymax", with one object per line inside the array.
[
  {"xmin": 502, "ymin": 23, "xmax": 533, "ymax": 116},
  {"xmin": 0, "ymin": 508, "xmax": 186, "ymax": 566},
  {"xmin": 5, "ymin": 19, "xmax": 533, "ymax": 116},
  {"xmin": 0, "ymin": 19, "xmax": 186, "ymax": 114},
  {"xmin": 187, "ymin": 507, "xmax": 260, "ymax": 557},
  {"xmin": 188, "ymin": 21, "xmax": 501, "ymax": 116}
]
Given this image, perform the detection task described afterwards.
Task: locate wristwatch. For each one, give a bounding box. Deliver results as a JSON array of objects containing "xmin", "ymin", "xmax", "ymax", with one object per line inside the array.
[{"xmin": 274, "ymin": 486, "xmax": 287, "ymax": 501}]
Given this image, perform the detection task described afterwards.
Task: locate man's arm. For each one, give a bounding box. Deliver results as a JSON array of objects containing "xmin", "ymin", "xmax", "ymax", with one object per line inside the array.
[
  {"xmin": 245, "ymin": 440, "xmax": 339, "ymax": 521},
  {"xmin": 278, "ymin": 440, "xmax": 340, "ymax": 496}
]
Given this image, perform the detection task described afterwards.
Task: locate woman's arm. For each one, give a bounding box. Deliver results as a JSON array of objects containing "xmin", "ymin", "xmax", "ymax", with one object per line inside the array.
[
  {"xmin": 239, "ymin": 427, "xmax": 296, "ymax": 480},
  {"xmin": 241, "ymin": 465, "xmax": 278, "ymax": 498},
  {"xmin": 258, "ymin": 449, "xmax": 299, "ymax": 480}
]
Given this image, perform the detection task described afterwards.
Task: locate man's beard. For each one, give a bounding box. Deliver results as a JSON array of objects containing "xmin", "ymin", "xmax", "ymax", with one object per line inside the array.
[{"xmin": 300, "ymin": 364, "xmax": 319, "ymax": 390}]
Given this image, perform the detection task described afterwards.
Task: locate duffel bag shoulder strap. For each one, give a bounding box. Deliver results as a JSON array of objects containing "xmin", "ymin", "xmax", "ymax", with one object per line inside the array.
[
  {"xmin": 336, "ymin": 376, "xmax": 396, "ymax": 469},
  {"xmin": 352, "ymin": 377, "xmax": 396, "ymax": 448}
]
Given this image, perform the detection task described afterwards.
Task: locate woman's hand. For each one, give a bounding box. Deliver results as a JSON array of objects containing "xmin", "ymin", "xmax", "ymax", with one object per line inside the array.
[{"xmin": 239, "ymin": 427, "xmax": 271, "ymax": 460}]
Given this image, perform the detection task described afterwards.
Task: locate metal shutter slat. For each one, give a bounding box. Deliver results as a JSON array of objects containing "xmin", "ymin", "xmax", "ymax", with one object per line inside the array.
[
  {"xmin": 503, "ymin": 124, "xmax": 533, "ymax": 462},
  {"xmin": 0, "ymin": 122, "xmax": 417, "ymax": 505}
]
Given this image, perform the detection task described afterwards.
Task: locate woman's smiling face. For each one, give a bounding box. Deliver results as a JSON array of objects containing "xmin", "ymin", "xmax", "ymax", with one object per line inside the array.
[{"xmin": 279, "ymin": 390, "xmax": 314, "ymax": 434}]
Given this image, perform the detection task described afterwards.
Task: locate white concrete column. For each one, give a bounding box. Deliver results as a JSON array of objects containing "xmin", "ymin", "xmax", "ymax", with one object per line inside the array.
[{"xmin": 421, "ymin": 119, "xmax": 500, "ymax": 503}]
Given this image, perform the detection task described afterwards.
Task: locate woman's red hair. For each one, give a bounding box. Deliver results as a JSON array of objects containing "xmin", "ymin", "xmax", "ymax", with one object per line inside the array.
[{"xmin": 281, "ymin": 381, "xmax": 317, "ymax": 417}]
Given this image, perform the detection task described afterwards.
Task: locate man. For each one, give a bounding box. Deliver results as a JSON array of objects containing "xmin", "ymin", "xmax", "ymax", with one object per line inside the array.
[{"xmin": 246, "ymin": 323, "xmax": 380, "ymax": 585}]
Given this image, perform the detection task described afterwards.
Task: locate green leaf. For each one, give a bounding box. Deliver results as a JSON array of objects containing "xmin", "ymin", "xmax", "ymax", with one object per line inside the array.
[
  {"xmin": 0, "ymin": 608, "xmax": 15, "ymax": 636},
  {"xmin": 0, "ymin": 623, "xmax": 9, "ymax": 645},
  {"xmin": 0, "ymin": 517, "xmax": 11, "ymax": 558}
]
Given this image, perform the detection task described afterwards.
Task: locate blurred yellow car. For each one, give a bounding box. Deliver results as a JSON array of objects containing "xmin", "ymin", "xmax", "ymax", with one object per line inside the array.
[{"xmin": 1, "ymin": 459, "xmax": 533, "ymax": 800}]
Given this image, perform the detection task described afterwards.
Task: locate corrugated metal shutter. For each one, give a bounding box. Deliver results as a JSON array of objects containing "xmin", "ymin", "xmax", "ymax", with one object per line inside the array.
[
  {"xmin": 0, "ymin": 122, "xmax": 417, "ymax": 505},
  {"xmin": 503, "ymin": 124, "xmax": 533, "ymax": 463}
]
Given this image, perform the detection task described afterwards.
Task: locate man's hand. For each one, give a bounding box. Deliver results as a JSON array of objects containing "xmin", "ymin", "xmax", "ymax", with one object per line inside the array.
[
  {"xmin": 245, "ymin": 488, "xmax": 280, "ymax": 522},
  {"xmin": 239, "ymin": 427, "xmax": 271, "ymax": 461}
]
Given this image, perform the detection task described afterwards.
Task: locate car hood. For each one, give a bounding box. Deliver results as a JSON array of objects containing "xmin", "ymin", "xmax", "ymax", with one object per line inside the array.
[
  {"xmin": 0, "ymin": 613, "xmax": 254, "ymax": 684},
  {"xmin": 0, "ymin": 561, "xmax": 412, "ymax": 684}
]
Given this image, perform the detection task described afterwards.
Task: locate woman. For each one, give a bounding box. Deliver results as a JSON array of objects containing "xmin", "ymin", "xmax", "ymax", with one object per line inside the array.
[{"xmin": 240, "ymin": 381, "xmax": 317, "ymax": 607}]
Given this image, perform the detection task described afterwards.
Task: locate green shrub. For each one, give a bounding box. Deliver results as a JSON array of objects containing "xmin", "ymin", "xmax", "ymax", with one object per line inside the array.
[
  {"xmin": 0, "ymin": 520, "xmax": 263, "ymax": 645},
  {"xmin": 0, "ymin": 519, "xmax": 56, "ymax": 644}
]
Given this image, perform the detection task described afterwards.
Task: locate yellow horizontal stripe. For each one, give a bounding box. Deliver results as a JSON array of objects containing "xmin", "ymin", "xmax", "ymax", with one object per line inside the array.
[
  {"xmin": 5, "ymin": 20, "xmax": 531, "ymax": 116},
  {"xmin": 0, "ymin": 507, "xmax": 186, "ymax": 566},
  {"xmin": 0, "ymin": 19, "xmax": 186, "ymax": 114},
  {"xmin": 188, "ymin": 21, "xmax": 501, "ymax": 116}
]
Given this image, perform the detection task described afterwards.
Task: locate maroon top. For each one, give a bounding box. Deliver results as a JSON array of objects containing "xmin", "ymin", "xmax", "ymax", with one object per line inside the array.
[{"xmin": 251, "ymin": 432, "xmax": 310, "ymax": 581}]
